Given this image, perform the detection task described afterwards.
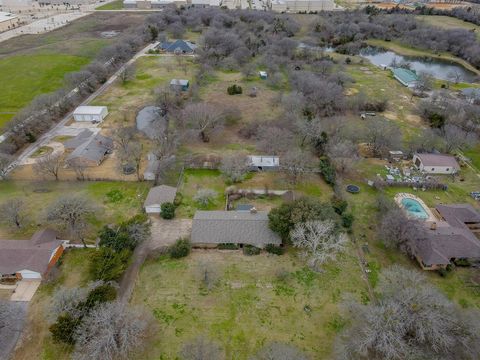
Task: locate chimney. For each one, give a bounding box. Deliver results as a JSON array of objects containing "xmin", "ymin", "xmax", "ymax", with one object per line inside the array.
[
  {"xmin": 430, "ymin": 222, "xmax": 437, "ymax": 230},
  {"xmin": 250, "ymin": 207, "xmax": 257, "ymax": 214}
]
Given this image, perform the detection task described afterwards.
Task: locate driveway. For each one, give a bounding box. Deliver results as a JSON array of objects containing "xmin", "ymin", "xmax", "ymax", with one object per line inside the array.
[
  {"xmin": 0, "ymin": 302, "xmax": 28, "ymax": 360},
  {"xmin": 10, "ymin": 280, "xmax": 41, "ymax": 302}
]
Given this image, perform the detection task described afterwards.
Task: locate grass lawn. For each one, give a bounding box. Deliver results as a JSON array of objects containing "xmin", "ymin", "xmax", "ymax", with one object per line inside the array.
[
  {"xmin": 0, "ymin": 181, "xmax": 149, "ymax": 241},
  {"xmin": 416, "ymin": 15, "xmax": 480, "ymax": 41},
  {"xmin": 96, "ymin": 0, "xmax": 124, "ymax": 10},
  {"xmin": 463, "ymin": 144, "xmax": 480, "ymax": 170},
  {"xmin": 131, "ymin": 250, "xmax": 366, "ymax": 360}
]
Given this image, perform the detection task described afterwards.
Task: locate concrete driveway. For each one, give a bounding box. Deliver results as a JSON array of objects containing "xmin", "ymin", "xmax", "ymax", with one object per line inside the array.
[
  {"xmin": 149, "ymin": 217, "xmax": 192, "ymax": 249},
  {"xmin": 0, "ymin": 302, "xmax": 28, "ymax": 360},
  {"xmin": 10, "ymin": 280, "xmax": 41, "ymax": 302}
]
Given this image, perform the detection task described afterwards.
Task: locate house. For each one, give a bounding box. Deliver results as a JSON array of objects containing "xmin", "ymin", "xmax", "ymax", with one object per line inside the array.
[
  {"xmin": 170, "ymin": 79, "xmax": 189, "ymax": 92},
  {"xmin": 190, "ymin": 0, "xmax": 221, "ymax": 7},
  {"xmin": 66, "ymin": 133, "xmax": 113, "ymax": 167},
  {"xmin": 270, "ymin": 0, "xmax": 337, "ymax": 12},
  {"xmin": 392, "ymin": 68, "xmax": 419, "ymax": 88},
  {"xmin": 63, "ymin": 129, "xmax": 94, "ymax": 150},
  {"xmin": 136, "ymin": 106, "xmax": 165, "ymax": 140},
  {"xmin": 259, "ymin": 71, "xmax": 268, "ymax": 79},
  {"xmin": 144, "ymin": 185, "xmax": 177, "ymax": 214},
  {"xmin": 0, "ymin": 229, "xmax": 66, "ymax": 280},
  {"xmin": 157, "ymin": 39, "xmax": 197, "ymax": 54},
  {"xmin": 191, "ymin": 210, "xmax": 281, "ymax": 248},
  {"xmin": 247, "ymin": 156, "xmax": 280, "ymax": 171},
  {"xmin": 413, "ymin": 153, "xmax": 460, "ymax": 175},
  {"xmin": 72, "ymin": 106, "xmax": 109, "ymax": 122},
  {"xmin": 413, "ymin": 204, "xmax": 480, "ymax": 270}
]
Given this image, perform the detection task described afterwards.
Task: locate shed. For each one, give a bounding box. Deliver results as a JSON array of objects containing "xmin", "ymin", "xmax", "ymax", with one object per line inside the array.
[
  {"xmin": 259, "ymin": 71, "xmax": 268, "ymax": 79},
  {"xmin": 73, "ymin": 106, "xmax": 109, "ymax": 122},
  {"xmin": 248, "ymin": 155, "xmax": 279, "ymax": 171},
  {"xmin": 392, "ymin": 68, "xmax": 419, "ymax": 88},
  {"xmin": 191, "ymin": 210, "xmax": 281, "ymax": 248},
  {"xmin": 413, "ymin": 153, "xmax": 459, "ymax": 175},
  {"xmin": 388, "ymin": 150, "xmax": 404, "ymax": 162},
  {"xmin": 170, "ymin": 79, "xmax": 189, "ymax": 92},
  {"xmin": 144, "ymin": 185, "xmax": 177, "ymax": 214}
]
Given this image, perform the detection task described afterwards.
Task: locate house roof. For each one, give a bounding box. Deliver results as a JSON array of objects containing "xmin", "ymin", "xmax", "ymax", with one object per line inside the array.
[
  {"xmin": 158, "ymin": 39, "xmax": 197, "ymax": 53},
  {"xmin": 191, "ymin": 210, "xmax": 281, "ymax": 246},
  {"xmin": 436, "ymin": 204, "xmax": 480, "ymax": 228},
  {"xmin": 73, "ymin": 106, "xmax": 107, "ymax": 116},
  {"xmin": 170, "ymin": 79, "xmax": 189, "ymax": 86},
  {"xmin": 64, "ymin": 129, "xmax": 94, "ymax": 150},
  {"xmin": 136, "ymin": 106, "xmax": 165, "ymax": 140},
  {"xmin": 144, "ymin": 185, "xmax": 177, "ymax": 207},
  {"xmin": 66, "ymin": 134, "xmax": 113, "ymax": 164},
  {"xmin": 415, "ymin": 153, "xmax": 459, "ymax": 169},
  {"xmin": 0, "ymin": 229, "xmax": 64, "ymax": 275},
  {"xmin": 248, "ymin": 155, "xmax": 280, "ymax": 167},
  {"xmin": 0, "ymin": 11, "xmax": 17, "ymax": 23},
  {"xmin": 393, "ymin": 68, "xmax": 419, "ymax": 84}
]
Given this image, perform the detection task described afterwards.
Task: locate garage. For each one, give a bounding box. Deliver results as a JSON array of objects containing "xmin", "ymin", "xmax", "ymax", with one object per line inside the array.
[{"xmin": 73, "ymin": 106, "xmax": 109, "ymax": 122}]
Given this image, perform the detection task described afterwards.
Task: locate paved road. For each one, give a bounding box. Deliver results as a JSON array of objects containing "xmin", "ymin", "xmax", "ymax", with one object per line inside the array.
[{"xmin": 0, "ymin": 302, "xmax": 28, "ymax": 360}]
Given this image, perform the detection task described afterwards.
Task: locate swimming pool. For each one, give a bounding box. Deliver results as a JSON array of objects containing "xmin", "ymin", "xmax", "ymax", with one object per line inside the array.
[{"xmin": 401, "ymin": 198, "xmax": 429, "ymax": 220}]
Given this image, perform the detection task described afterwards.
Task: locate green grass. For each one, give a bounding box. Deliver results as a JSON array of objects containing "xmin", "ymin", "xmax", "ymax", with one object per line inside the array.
[
  {"xmin": 416, "ymin": 15, "xmax": 480, "ymax": 41},
  {"xmin": 131, "ymin": 250, "xmax": 365, "ymax": 359},
  {"xmin": 464, "ymin": 145, "xmax": 480, "ymax": 170},
  {"xmin": 96, "ymin": 0, "xmax": 124, "ymax": 10}
]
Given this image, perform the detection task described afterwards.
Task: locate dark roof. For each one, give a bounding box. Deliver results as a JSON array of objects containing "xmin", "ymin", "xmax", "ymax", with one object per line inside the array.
[
  {"xmin": 144, "ymin": 185, "xmax": 177, "ymax": 207},
  {"xmin": 191, "ymin": 210, "xmax": 281, "ymax": 247},
  {"xmin": 64, "ymin": 129, "xmax": 93, "ymax": 150},
  {"xmin": 415, "ymin": 153, "xmax": 459, "ymax": 169},
  {"xmin": 67, "ymin": 134, "xmax": 113, "ymax": 164},
  {"xmin": 0, "ymin": 229, "xmax": 64, "ymax": 275},
  {"xmin": 436, "ymin": 204, "xmax": 480, "ymax": 227},
  {"xmin": 158, "ymin": 39, "xmax": 197, "ymax": 53}
]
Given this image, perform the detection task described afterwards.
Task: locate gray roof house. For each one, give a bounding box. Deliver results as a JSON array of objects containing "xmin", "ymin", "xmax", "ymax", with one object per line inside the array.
[
  {"xmin": 191, "ymin": 210, "xmax": 281, "ymax": 248},
  {"xmin": 157, "ymin": 39, "xmax": 197, "ymax": 54},
  {"xmin": 144, "ymin": 185, "xmax": 177, "ymax": 214},
  {"xmin": 66, "ymin": 134, "xmax": 113, "ymax": 167},
  {"xmin": 64, "ymin": 129, "xmax": 94, "ymax": 150}
]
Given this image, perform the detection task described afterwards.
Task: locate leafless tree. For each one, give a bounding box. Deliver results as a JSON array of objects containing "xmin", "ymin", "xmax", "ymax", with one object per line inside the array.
[
  {"xmin": 196, "ymin": 261, "xmax": 219, "ymax": 292},
  {"xmin": 281, "ymin": 149, "xmax": 313, "ymax": 184},
  {"xmin": 155, "ymin": 86, "xmax": 182, "ymax": 117},
  {"xmin": 119, "ymin": 64, "xmax": 136, "ymax": 85},
  {"xmin": 336, "ymin": 266, "xmax": 480, "ymax": 360},
  {"xmin": 0, "ymin": 198, "xmax": 25, "ymax": 228},
  {"xmin": 183, "ymin": 102, "xmax": 224, "ymax": 142},
  {"xmin": 70, "ymin": 162, "xmax": 88, "ymax": 181},
  {"xmin": 413, "ymin": 73, "xmax": 433, "ymax": 97},
  {"xmin": 438, "ymin": 124, "xmax": 477, "ymax": 152},
  {"xmin": 34, "ymin": 153, "xmax": 62, "ymax": 181},
  {"xmin": 193, "ymin": 189, "xmax": 218, "ymax": 207},
  {"xmin": 49, "ymin": 286, "xmax": 89, "ymax": 321},
  {"xmin": 119, "ymin": 142, "xmax": 143, "ymax": 181},
  {"xmin": 252, "ymin": 342, "xmax": 309, "ymax": 360},
  {"xmin": 113, "ymin": 126, "xmax": 136, "ymax": 154},
  {"xmin": 290, "ymin": 220, "xmax": 348, "ymax": 271},
  {"xmin": 46, "ymin": 195, "xmax": 94, "ymax": 245},
  {"xmin": 220, "ymin": 153, "xmax": 249, "ymax": 183},
  {"xmin": 326, "ymin": 140, "xmax": 358, "ymax": 175},
  {"xmin": 73, "ymin": 302, "xmax": 150, "ymax": 360},
  {"xmin": 364, "ymin": 118, "xmax": 402, "ymax": 157},
  {"xmin": 257, "ymin": 126, "xmax": 295, "ymax": 155},
  {"xmin": 0, "ymin": 152, "xmax": 12, "ymax": 179},
  {"xmin": 180, "ymin": 336, "xmax": 224, "ymax": 360},
  {"xmin": 447, "ymin": 69, "xmax": 462, "ymax": 84}
]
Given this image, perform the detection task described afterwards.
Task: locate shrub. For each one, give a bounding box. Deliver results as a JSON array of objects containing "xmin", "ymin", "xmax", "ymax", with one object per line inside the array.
[
  {"xmin": 319, "ymin": 157, "xmax": 336, "ymax": 185},
  {"xmin": 50, "ymin": 313, "xmax": 78, "ymax": 345},
  {"xmin": 173, "ymin": 192, "xmax": 183, "ymax": 207},
  {"xmin": 84, "ymin": 284, "xmax": 117, "ymax": 310},
  {"xmin": 89, "ymin": 247, "xmax": 132, "ymax": 281},
  {"xmin": 161, "ymin": 202, "xmax": 176, "ymax": 219},
  {"xmin": 169, "ymin": 237, "xmax": 191, "ymax": 259},
  {"xmin": 454, "ymin": 258, "xmax": 470, "ymax": 267},
  {"xmin": 331, "ymin": 196, "xmax": 348, "ymax": 215},
  {"xmin": 193, "ymin": 189, "xmax": 218, "ymax": 208},
  {"xmin": 227, "ymin": 84, "xmax": 243, "ymax": 95},
  {"xmin": 342, "ymin": 213, "xmax": 354, "ymax": 229},
  {"xmin": 98, "ymin": 226, "xmax": 136, "ymax": 252},
  {"xmin": 265, "ymin": 244, "xmax": 284, "ymax": 255},
  {"xmin": 217, "ymin": 243, "xmax": 239, "ymax": 250},
  {"xmin": 243, "ymin": 245, "xmax": 261, "ymax": 256},
  {"xmin": 105, "ymin": 189, "xmax": 124, "ymax": 203}
]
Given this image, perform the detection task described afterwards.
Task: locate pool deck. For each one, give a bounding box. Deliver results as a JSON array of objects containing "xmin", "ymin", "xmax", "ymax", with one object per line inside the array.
[{"xmin": 394, "ymin": 193, "xmax": 438, "ymax": 223}]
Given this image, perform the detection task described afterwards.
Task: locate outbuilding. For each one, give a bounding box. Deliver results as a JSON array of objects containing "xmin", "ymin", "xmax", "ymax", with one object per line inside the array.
[
  {"xmin": 144, "ymin": 185, "xmax": 177, "ymax": 214},
  {"xmin": 259, "ymin": 71, "xmax": 268, "ymax": 79},
  {"xmin": 170, "ymin": 79, "xmax": 189, "ymax": 92},
  {"xmin": 73, "ymin": 106, "xmax": 109, "ymax": 122},
  {"xmin": 392, "ymin": 68, "xmax": 419, "ymax": 88},
  {"xmin": 413, "ymin": 153, "xmax": 460, "ymax": 175},
  {"xmin": 247, "ymin": 155, "xmax": 280, "ymax": 171}
]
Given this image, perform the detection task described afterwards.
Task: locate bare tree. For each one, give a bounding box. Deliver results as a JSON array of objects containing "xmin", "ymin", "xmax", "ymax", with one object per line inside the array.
[
  {"xmin": 49, "ymin": 286, "xmax": 89, "ymax": 321},
  {"xmin": 364, "ymin": 118, "xmax": 402, "ymax": 157},
  {"xmin": 180, "ymin": 336, "xmax": 224, "ymax": 360},
  {"xmin": 119, "ymin": 64, "xmax": 136, "ymax": 85},
  {"xmin": 113, "ymin": 126, "xmax": 136, "ymax": 154},
  {"xmin": 70, "ymin": 162, "xmax": 88, "ymax": 181},
  {"xmin": 119, "ymin": 142, "xmax": 143, "ymax": 181},
  {"xmin": 439, "ymin": 124, "xmax": 477, "ymax": 152},
  {"xmin": 220, "ymin": 153, "xmax": 249, "ymax": 183},
  {"xmin": 73, "ymin": 302, "xmax": 150, "ymax": 360},
  {"xmin": 46, "ymin": 196, "xmax": 94, "ymax": 245},
  {"xmin": 252, "ymin": 342, "xmax": 309, "ymax": 360},
  {"xmin": 447, "ymin": 69, "xmax": 462, "ymax": 84},
  {"xmin": 290, "ymin": 220, "xmax": 347, "ymax": 270},
  {"xmin": 0, "ymin": 152, "xmax": 12, "ymax": 179},
  {"xmin": 326, "ymin": 140, "xmax": 358, "ymax": 175},
  {"xmin": 413, "ymin": 73, "xmax": 433, "ymax": 97},
  {"xmin": 0, "ymin": 198, "xmax": 25, "ymax": 228},
  {"xmin": 281, "ymin": 149, "xmax": 313, "ymax": 184},
  {"xmin": 257, "ymin": 126, "xmax": 295, "ymax": 155},
  {"xmin": 155, "ymin": 86, "xmax": 182, "ymax": 117},
  {"xmin": 33, "ymin": 153, "xmax": 62, "ymax": 180},
  {"xmin": 183, "ymin": 102, "xmax": 224, "ymax": 142},
  {"xmin": 193, "ymin": 189, "xmax": 218, "ymax": 207}
]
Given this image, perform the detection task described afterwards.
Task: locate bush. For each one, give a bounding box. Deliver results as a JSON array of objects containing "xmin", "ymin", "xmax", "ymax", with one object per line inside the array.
[
  {"xmin": 84, "ymin": 284, "xmax": 117, "ymax": 310},
  {"xmin": 89, "ymin": 247, "xmax": 132, "ymax": 281},
  {"xmin": 169, "ymin": 237, "xmax": 191, "ymax": 259},
  {"xmin": 243, "ymin": 245, "xmax": 261, "ymax": 256},
  {"xmin": 98, "ymin": 226, "xmax": 136, "ymax": 252},
  {"xmin": 227, "ymin": 84, "xmax": 243, "ymax": 95},
  {"xmin": 265, "ymin": 244, "xmax": 284, "ymax": 255},
  {"xmin": 161, "ymin": 202, "xmax": 175, "ymax": 219},
  {"xmin": 105, "ymin": 189, "xmax": 124, "ymax": 203},
  {"xmin": 342, "ymin": 213, "xmax": 354, "ymax": 229},
  {"xmin": 319, "ymin": 157, "xmax": 336, "ymax": 185},
  {"xmin": 50, "ymin": 313, "xmax": 78, "ymax": 345},
  {"xmin": 218, "ymin": 243, "xmax": 239, "ymax": 250},
  {"xmin": 331, "ymin": 196, "xmax": 348, "ymax": 215},
  {"xmin": 454, "ymin": 258, "xmax": 470, "ymax": 267},
  {"xmin": 173, "ymin": 192, "xmax": 183, "ymax": 207}
]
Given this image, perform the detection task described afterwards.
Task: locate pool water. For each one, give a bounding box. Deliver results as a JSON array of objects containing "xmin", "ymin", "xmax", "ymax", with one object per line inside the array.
[{"xmin": 401, "ymin": 198, "xmax": 429, "ymax": 220}]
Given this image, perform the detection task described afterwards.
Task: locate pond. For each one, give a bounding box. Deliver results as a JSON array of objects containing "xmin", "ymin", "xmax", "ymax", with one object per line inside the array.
[{"xmin": 359, "ymin": 47, "xmax": 478, "ymax": 83}]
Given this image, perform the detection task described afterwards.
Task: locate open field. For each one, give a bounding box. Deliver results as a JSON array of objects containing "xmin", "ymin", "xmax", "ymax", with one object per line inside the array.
[
  {"xmin": 131, "ymin": 250, "xmax": 366, "ymax": 360},
  {"xmin": 416, "ymin": 15, "xmax": 480, "ymax": 41}
]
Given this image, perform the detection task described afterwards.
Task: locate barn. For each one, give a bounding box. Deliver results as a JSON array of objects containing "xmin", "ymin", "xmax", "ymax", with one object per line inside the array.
[{"xmin": 73, "ymin": 106, "xmax": 109, "ymax": 122}]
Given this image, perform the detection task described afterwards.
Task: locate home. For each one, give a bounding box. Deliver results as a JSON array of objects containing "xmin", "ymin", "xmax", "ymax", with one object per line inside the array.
[
  {"xmin": 191, "ymin": 210, "xmax": 281, "ymax": 248},
  {"xmin": 0, "ymin": 11, "xmax": 20, "ymax": 33},
  {"xmin": 66, "ymin": 133, "xmax": 113, "ymax": 167},
  {"xmin": 144, "ymin": 185, "xmax": 177, "ymax": 214},
  {"xmin": 157, "ymin": 39, "xmax": 197, "ymax": 54},
  {"xmin": 270, "ymin": 0, "xmax": 336, "ymax": 12},
  {"xmin": 72, "ymin": 106, "xmax": 109, "ymax": 123},
  {"xmin": 0, "ymin": 229, "xmax": 66, "ymax": 280},
  {"xmin": 392, "ymin": 68, "xmax": 419, "ymax": 88},
  {"xmin": 190, "ymin": 0, "xmax": 221, "ymax": 7},
  {"xmin": 413, "ymin": 153, "xmax": 459, "ymax": 175},
  {"xmin": 170, "ymin": 79, "xmax": 189, "ymax": 92},
  {"xmin": 412, "ymin": 204, "xmax": 480, "ymax": 270},
  {"xmin": 259, "ymin": 71, "xmax": 268, "ymax": 79},
  {"xmin": 247, "ymin": 155, "xmax": 280, "ymax": 171}
]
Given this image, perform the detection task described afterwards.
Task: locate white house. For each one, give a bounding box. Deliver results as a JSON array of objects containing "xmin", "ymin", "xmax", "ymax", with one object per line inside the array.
[
  {"xmin": 413, "ymin": 153, "xmax": 460, "ymax": 175},
  {"xmin": 144, "ymin": 185, "xmax": 177, "ymax": 214},
  {"xmin": 73, "ymin": 106, "xmax": 109, "ymax": 122},
  {"xmin": 248, "ymin": 155, "xmax": 280, "ymax": 171}
]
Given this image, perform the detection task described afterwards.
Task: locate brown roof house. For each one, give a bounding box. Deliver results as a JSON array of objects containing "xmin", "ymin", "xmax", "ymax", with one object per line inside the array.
[
  {"xmin": 412, "ymin": 153, "xmax": 460, "ymax": 175},
  {"xmin": 0, "ymin": 229, "xmax": 66, "ymax": 280},
  {"xmin": 144, "ymin": 185, "xmax": 177, "ymax": 214},
  {"xmin": 413, "ymin": 204, "xmax": 480, "ymax": 270},
  {"xmin": 191, "ymin": 210, "xmax": 281, "ymax": 248}
]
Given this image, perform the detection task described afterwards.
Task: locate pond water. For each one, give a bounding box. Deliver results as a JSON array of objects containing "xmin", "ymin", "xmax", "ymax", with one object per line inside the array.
[{"xmin": 359, "ymin": 47, "xmax": 478, "ymax": 83}]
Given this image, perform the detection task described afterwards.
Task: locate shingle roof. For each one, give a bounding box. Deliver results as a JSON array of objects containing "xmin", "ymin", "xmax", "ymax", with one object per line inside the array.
[
  {"xmin": 158, "ymin": 40, "xmax": 197, "ymax": 53},
  {"xmin": 144, "ymin": 185, "xmax": 177, "ymax": 207},
  {"xmin": 191, "ymin": 210, "xmax": 281, "ymax": 247},
  {"xmin": 0, "ymin": 229, "xmax": 64, "ymax": 275},
  {"xmin": 66, "ymin": 134, "xmax": 113, "ymax": 163},
  {"xmin": 436, "ymin": 204, "xmax": 480, "ymax": 226},
  {"xmin": 393, "ymin": 68, "xmax": 419, "ymax": 84},
  {"xmin": 415, "ymin": 153, "xmax": 459, "ymax": 169},
  {"xmin": 64, "ymin": 129, "xmax": 94, "ymax": 150}
]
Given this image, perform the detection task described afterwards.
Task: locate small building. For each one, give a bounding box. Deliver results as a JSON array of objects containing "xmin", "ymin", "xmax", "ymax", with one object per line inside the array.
[
  {"xmin": 413, "ymin": 153, "xmax": 459, "ymax": 175},
  {"xmin": 0, "ymin": 11, "xmax": 20, "ymax": 33},
  {"xmin": 66, "ymin": 134, "xmax": 113, "ymax": 167},
  {"xmin": 259, "ymin": 71, "xmax": 268, "ymax": 79},
  {"xmin": 270, "ymin": 0, "xmax": 337, "ymax": 12},
  {"xmin": 388, "ymin": 150, "xmax": 404, "ymax": 162},
  {"xmin": 392, "ymin": 68, "xmax": 419, "ymax": 88},
  {"xmin": 0, "ymin": 229, "xmax": 66, "ymax": 280},
  {"xmin": 191, "ymin": 210, "xmax": 281, "ymax": 248},
  {"xmin": 170, "ymin": 79, "xmax": 189, "ymax": 92},
  {"xmin": 144, "ymin": 185, "xmax": 177, "ymax": 214},
  {"xmin": 247, "ymin": 155, "xmax": 280, "ymax": 171},
  {"xmin": 72, "ymin": 106, "xmax": 109, "ymax": 123},
  {"xmin": 157, "ymin": 39, "xmax": 197, "ymax": 54}
]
